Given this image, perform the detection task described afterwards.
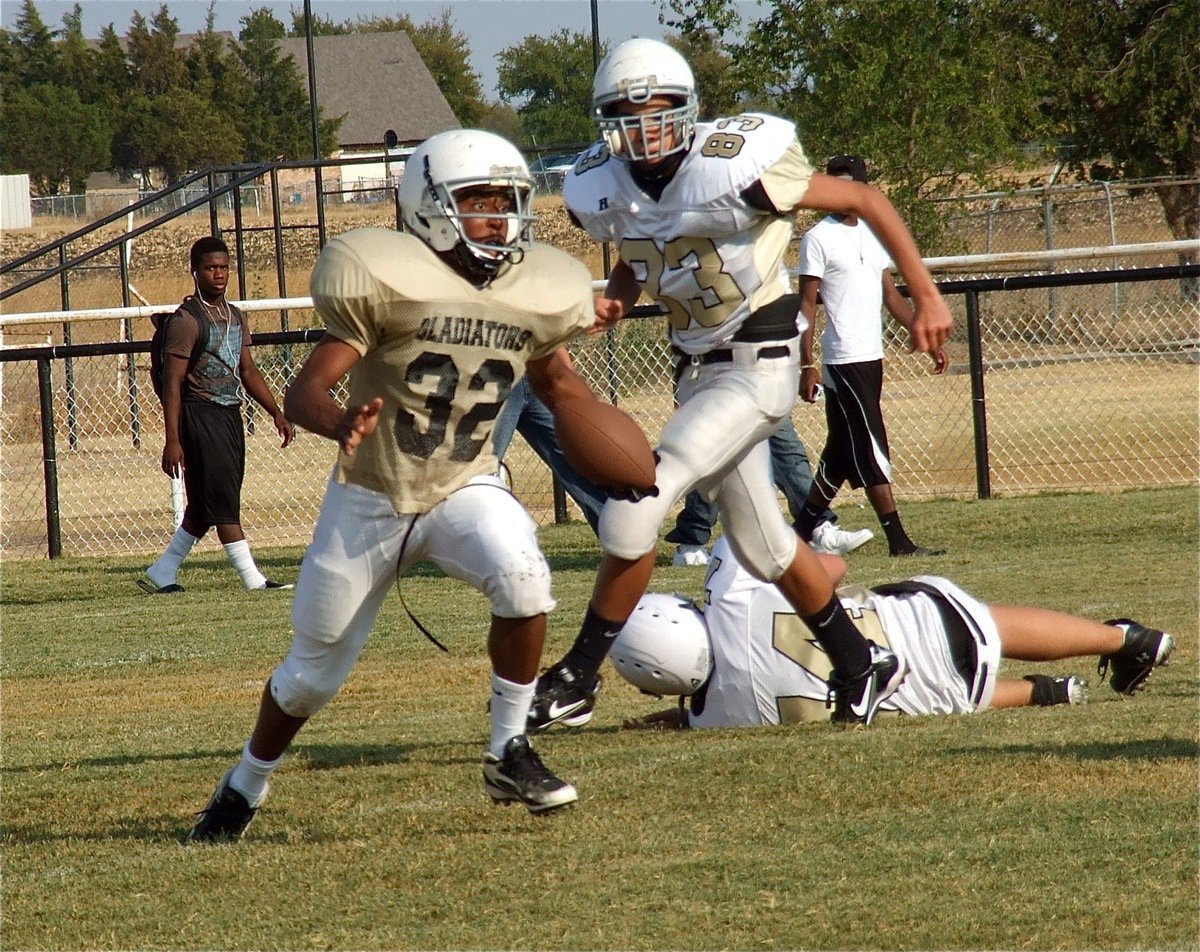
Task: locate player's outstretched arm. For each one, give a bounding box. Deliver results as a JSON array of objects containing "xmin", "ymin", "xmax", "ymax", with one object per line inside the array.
[
  {"xmin": 798, "ymin": 174, "xmax": 952, "ymax": 353},
  {"xmin": 283, "ymin": 334, "xmax": 379, "ymax": 457}
]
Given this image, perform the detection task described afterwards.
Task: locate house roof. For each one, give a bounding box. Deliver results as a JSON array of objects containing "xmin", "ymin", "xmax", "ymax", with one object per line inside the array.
[{"xmin": 276, "ymin": 32, "xmax": 460, "ymax": 152}]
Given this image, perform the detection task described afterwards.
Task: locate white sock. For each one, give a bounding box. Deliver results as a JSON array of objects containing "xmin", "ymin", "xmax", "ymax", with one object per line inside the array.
[
  {"xmin": 224, "ymin": 539, "xmax": 268, "ymax": 589},
  {"xmin": 226, "ymin": 742, "xmax": 279, "ymax": 808},
  {"xmin": 147, "ymin": 527, "xmax": 199, "ymax": 587},
  {"xmin": 488, "ymin": 673, "xmax": 535, "ymax": 758}
]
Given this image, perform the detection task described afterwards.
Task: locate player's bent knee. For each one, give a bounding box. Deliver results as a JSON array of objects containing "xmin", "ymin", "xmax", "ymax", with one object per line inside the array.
[
  {"xmin": 270, "ymin": 651, "xmax": 342, "ymax": 718},
  {"xmin": 484, "ymin": 554, "xmax": 556, "ymax": 619},
  {"xmin": 598, "ymin": 495, "xmax": 670, "ymax": 559}
]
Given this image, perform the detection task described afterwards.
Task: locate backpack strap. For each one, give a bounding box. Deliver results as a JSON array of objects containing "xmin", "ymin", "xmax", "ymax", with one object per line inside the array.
[{"xmin": 179, "ymin": 295, "xmax": 239, "ymax": 378}]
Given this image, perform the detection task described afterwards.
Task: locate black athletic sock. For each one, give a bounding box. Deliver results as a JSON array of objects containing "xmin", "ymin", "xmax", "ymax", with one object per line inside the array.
[
  {"xmin": 880, "ymin": 511, "xmax": 916, "ymax": 554},
  {"xmin": 562, "ymin": 605, "xmax": 624, "ymax": 679},
  {"xmin": 1025, "ymin": 674, "xmax": 1075, "ymax": 706},
  {"xmin": 795, "ymin": 502, "xmax": 826, "ymax": 542},
  {"xmin": 802, "ymin": 595, "xmax": 870, "ymax": 679}
]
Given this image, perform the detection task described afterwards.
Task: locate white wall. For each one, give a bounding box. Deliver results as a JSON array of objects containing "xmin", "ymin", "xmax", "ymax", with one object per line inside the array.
[{"xmin": 1, "ymin": 174, "xmax": 32, "ymax": 230}]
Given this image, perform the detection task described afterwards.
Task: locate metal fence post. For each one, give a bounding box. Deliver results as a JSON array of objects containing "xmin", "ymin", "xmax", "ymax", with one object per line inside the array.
[
  {"xmin": 1044, "ymin": 190, "xmax": 1059, "ymax": 340},
  {"xmin": 552, "ymin": 477, "xmax": 569, "ymax": 524},
  {"xmin": 59, "ymin": 245, "xmax": 80, "ymax": 449},
  {"xmin": 36, "ymin": 356, "xmax": 62, "ymax": 558},
  {"xmin": 270, "ymin": 166, "xmax": 295, "ymax": 385},
  {"xmin": 965, "ymin": 289, "xmax": 991, "ymax": 499},
  {"xmin": 119, "ymin": 241, "xmax": 143, "ymax": 449}
]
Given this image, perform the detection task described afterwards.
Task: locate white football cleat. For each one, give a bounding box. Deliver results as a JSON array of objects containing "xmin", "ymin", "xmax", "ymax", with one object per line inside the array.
[
  {"xmin": 810, "ymin": 521, "xmax": 874, "ymax": 556},
  {"xmin": 672, "ymin": 544, "xmax": 711, "ymax": 567}
]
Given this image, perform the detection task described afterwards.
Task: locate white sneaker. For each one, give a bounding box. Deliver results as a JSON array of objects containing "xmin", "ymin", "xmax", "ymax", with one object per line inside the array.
[
  {"xmin": 810, "ymin": 521, "xmax": 874, "ymax": 556},
  {"xmin": 672, "ymin": 544, "xmax": 711, "ymax": 567}
]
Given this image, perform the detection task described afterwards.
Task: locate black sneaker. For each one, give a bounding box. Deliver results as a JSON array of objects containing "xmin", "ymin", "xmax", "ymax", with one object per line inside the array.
[
  {"xmin": 482, "ymin": 735, "xmax": 577, "ymax": 814},
  {"xmin": 526, "ymin": 663, "xmax": 602, "ymax": 731},
  {"xmin": 889, "ymin": 543, "xmax": 946, "ymax": 557},
  {"xmin": 827, "ymin": 643, "xmax": 907, "ymax": 726},
  {"xmin": 136, "ymin": 578, "xmax": 184, "ymax": 594},
  {"xmin": 1099, "ymin": 619, "xmax": 1175, "ymax": 695},
  {"xmin": 188, "ymin": 770, "xmax": 262, "ymax": 843},
  {"xmin": 261, "ymin": 579, "xmax": 294, "ymax": 590}
]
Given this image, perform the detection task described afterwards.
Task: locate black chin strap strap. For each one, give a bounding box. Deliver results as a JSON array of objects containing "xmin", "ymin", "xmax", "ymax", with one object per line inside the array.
[
  {"xmin": 394, "ymin": 513, "xmax": 449, "ymax": 653},
  {"xmin": 391, "ymin": 480, "xmax": 521, "ymax": 654}
]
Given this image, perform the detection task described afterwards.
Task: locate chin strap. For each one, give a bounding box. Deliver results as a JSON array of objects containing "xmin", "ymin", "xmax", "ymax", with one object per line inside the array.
[{"xmin": 394, "ymin": 513, "xmax": 450, "ymax": 653}]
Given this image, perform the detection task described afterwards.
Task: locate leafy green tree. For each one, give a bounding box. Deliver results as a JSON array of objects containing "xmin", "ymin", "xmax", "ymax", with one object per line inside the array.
[
  {"xmin": 664, "ymin": 0, "xmax": 1049, "ymax": 249},
  {"xmin": 478, "ymin": 101, "xmax": 525, "ymax": 144},
  {"xmin": 0, "ymin": 83, "xmax": 111, "ymax": 194},
  {"xmin": 288, "ymin": 11, "xmax": 350, "ymax": 36},
  {"xmin": 1021, "ymin": 0, "xmax": 1199, "ymax": 244},
  {"xmin": 4, "ymin": 0, "xmax": 59, "ymax": 87},
  {"xmin": 496, "ymin": 30, "xmax": 598, "ymax": 148},
  {"xmin": 113, "ymin": 88, "xmax": 242, "ymax": 185},
  {"xmin": 125, "ymin": 6, "xmax": 186, "ymax": 97},
  {"xmin": 92, "ymin": 24, "xmax": 133, "ymax": 113},
  {"xmin": 236, "ymin": 8, "xmax": 336, "ymax": 160},
  {"xmin": 666, "ymin": 30, "xmax": 744, "ymax": 119},
  {"xmin": 57, "ymin": 5, "xmax": 92, "ymax": 94},
  {"xmin": 185, "ymin": 5, "xmax": 247, "ymax": 106}
]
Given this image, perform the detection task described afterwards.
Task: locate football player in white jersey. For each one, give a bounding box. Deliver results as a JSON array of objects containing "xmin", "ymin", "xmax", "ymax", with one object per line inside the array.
[
  {"xmin": 529, "ymin": 37, "xmax": 954, "ymax": 732},
  {"xmin": 614, "ymin": 537, "xmax": 1175, "ymax": 730},
  {"xmin": 189, "ymin": 130, "xmax": 607, "ymax": 839}
]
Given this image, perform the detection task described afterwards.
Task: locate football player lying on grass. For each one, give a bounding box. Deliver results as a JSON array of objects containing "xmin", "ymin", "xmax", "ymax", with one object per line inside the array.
[{"xmin": 616, "ymin": 537, "xmax": 1174, "ymax": 730}]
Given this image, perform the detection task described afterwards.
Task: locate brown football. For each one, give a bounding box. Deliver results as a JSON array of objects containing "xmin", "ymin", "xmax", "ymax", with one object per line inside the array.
[{"xmin": 553, "ymin": 397, "xmax": 657, "ymax": 492}]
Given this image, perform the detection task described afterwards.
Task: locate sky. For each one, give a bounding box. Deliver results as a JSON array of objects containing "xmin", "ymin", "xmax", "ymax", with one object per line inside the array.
[{"xmin": 1, "ymin": 0, "xmax": 752, "ymax": 99}]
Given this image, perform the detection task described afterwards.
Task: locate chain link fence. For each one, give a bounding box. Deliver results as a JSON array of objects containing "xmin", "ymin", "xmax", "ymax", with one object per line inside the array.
[
  {"xmin": 2, "ymin": 262, "xmax": 1196, "ymax": 561},
  {"xmin": 4, "ymin": 176, "xmax": 1198, "ymax": 559}
]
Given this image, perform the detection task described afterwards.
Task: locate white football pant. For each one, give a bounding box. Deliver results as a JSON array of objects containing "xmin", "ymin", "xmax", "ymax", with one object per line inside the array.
[
  {"xmin": 598, "ymin": 340, "xmax": 801, "ymax": 582},
  {"xmin": 272, "ymin": 474, "xmax": 553, "ymax": 718}
]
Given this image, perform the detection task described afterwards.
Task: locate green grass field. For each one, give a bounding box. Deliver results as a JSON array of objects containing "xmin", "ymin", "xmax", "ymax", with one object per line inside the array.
[{"xmin": 3, "ymin": 487, "xmax": 1197, "ymax": 950}]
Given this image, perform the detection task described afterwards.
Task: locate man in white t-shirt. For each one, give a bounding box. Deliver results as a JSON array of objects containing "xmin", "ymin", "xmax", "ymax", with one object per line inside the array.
[
  {"xmin": 794, "ymin": 155, "xmax": 948, "ymax": 556},
  {"xmin": 613, "ymin": 537, "xmax": 1175, "ymax": 730}
]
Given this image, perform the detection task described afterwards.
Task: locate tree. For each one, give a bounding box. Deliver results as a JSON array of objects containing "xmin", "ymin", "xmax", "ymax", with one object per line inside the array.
[
  {"xmin": 125, "ymin": 6, "xmax": 186, "ymax": 97},
  {"xmin": 288, "ymin": 11, "xmax": 350, "ymax": 36},
  {"xmin": 57, "ymin": 5, "xmax": 92, "ymax": 95},
  {"xmin": 478, "ymin": 101, "xmax": 525, "ymax": 144},
  {"xmin": 1, "ymin": 83, "xmax": 111, "ymax": 194},
  {"xmin": 666, "ymin": 30, "xmax": 743, "ymax": 119},
  {"xmin": 1022, "ymin": 0, "xmax": 1199, "ymax": 246},
  {"xmin": 185, "ymin": 5, "xmax": 248, "ymax": 107},
  {"xmin": 236, "ymin": 8, "xmax": 335, "ymax": 160},
  {"xmin": 113, "ymin": 88, "xmax": 242, "ymax": 185},
  {"xmin": 4, "ymin": 0, "xmax": 59, "ymax": 88},
  {"xmin": 496, "ymin": 30, "xmax": 598, "ymax": 148},
  {"xmin": 664, "ymin": 0, "xmax": 1050, "ymax": 249},
  {"xmin": 92, "ymin": 25, "xmax": 133, "ymax": 113}
]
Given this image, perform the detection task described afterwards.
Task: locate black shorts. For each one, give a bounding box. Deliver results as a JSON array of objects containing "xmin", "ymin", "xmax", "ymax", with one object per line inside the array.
[
  {"xmin": 818, "ymin": 359, "xmax": 891, "ymax": 490},
  {"xmin": 180, "ymin": 401, "xmax": 245, "ymax": 526}
]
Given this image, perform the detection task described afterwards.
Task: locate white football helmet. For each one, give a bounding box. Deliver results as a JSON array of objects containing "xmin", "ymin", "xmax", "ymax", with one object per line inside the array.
[
  {"xmin": 398, "ymin": 129, "xmax": 536, "ymax": 280},
  {"xmin": 610, "ymin": 593, "xmax": 713, "ymax": 697},
  {"xmin": 592, "ymin": 37, "xmax": 698, "ymax": 162}
]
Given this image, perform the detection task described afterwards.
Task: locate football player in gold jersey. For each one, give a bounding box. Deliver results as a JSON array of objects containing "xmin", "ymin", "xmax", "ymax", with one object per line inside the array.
[{"xmin": 190, "ymin": 130, "xmax": 606, "ymax": 839}]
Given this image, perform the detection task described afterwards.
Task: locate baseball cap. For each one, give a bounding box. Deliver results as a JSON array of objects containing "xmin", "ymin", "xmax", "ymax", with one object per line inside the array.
[{"xmin": 826, "ymin": 154, "xmax": 869, "ymax": 183}]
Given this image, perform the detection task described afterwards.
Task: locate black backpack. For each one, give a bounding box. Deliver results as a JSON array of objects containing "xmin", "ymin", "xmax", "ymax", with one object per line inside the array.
[{"xmin": 149, "ymin": 299, "xmax": 209, "ymax": 400}]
